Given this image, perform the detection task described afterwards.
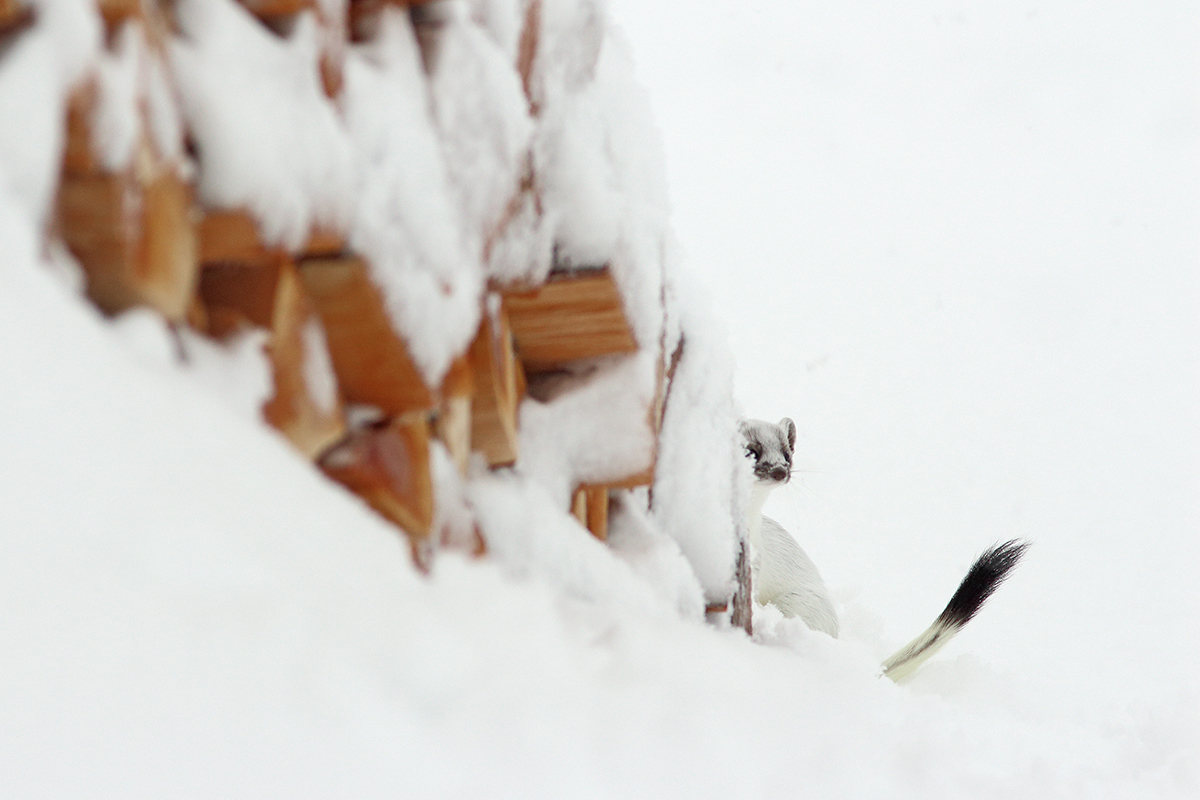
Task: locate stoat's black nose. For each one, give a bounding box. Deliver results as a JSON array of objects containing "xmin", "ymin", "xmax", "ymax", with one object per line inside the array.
[{"xmin": 769, "ymin": 466, "xmax": 788, "ymax": 482}]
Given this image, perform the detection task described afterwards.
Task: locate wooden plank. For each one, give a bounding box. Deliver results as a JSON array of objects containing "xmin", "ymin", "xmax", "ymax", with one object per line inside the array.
[
  {"xmin": 198, "ymin": 209, "xmax": 346, "ymax": 264},
  {"xmin": 319, "ymin": 414, "xmax": 434, "ymax": 541},
  {"xmin": 57, "ymin": 163, "xmax": 199, "ymax": 322},
  {"xmin": 196, "ymin": 258, "xmax": 283, "ymax": 336},
  {"xmin": 468, "ymin": 300, "xmax": 521, "ymax": 467},
  {"xmin": 236, "ymin": 0, "xmax": 315, "ymax": 18},
  {"xmin": 297, "ymin": 255, "xmax": 435, "ymax": 415},
  {"xmin": 585, "ymin": 485, "xmax": 608, "ymax": 541},
  {"xmin": 503, "ymin": 267, "xmax": 638, "ymax": 373}
]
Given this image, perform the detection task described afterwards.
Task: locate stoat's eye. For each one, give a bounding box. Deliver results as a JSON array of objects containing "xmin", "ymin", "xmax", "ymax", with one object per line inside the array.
[{"xmin": 744, "ymin": 444, "xmax": 762, "ymax": 460}]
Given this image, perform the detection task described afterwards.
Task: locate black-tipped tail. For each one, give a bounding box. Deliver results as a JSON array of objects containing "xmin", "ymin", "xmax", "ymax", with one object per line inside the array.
[
  {"xmin": 881, "ymin": 539, "xmax": 1028, "ymax": 683},
  {"xmin": 936, "ymin": 539, "xmax": 1029, "ymax": 629}
]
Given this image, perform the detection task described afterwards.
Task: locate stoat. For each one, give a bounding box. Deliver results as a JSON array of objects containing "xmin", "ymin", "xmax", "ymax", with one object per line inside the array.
[{"xmin": 739, "ymin": 417, "xmax": 1028, "ymax": 682}]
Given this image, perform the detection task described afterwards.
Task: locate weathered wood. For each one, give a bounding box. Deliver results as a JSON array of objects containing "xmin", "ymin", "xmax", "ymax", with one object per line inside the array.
[
  {"xmin": 198, "ymin": 209, "xmax": 346, "ymax": 265},
  {"xmin": 297, "ymin": 255, "xmax": 435, "ymax": 415},
  {"xmin": 468, "ymin": 299, "xmax": 521, "ymax": 467},
  {"xmin": 503, "ymin": 267, "xmax": 638, "ymax": 373},
  {"xmin": 57, "ymin": 162, "xmax": 199, "ymax": 322},
  {"xmin": 319, "ymin": 414, "xmax": 434, "ymax": 541},
  {"xmin": 516, "ymin": 0, "xmax": 541, "ymax": 113},
  {"xmin": 729, "ymin": 538, "xmax": 754, "ymax": 635}
]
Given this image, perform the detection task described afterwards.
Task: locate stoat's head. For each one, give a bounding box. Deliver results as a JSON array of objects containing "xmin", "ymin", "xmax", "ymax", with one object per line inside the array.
[{"xmin": 738, "ymin": 417, "xmax": 797, "ymax": 486}]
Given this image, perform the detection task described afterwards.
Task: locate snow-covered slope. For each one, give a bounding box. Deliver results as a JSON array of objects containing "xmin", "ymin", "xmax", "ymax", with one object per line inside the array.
[{"xmin": 1, "ymin": 0, "xmax": 1195, "ymax": 797}]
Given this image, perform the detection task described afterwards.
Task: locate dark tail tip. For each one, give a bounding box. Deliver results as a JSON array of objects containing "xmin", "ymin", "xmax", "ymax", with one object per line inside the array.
[{"xmin": 937, "ymin": 539, "xmax": 1029, "ymax": 629}]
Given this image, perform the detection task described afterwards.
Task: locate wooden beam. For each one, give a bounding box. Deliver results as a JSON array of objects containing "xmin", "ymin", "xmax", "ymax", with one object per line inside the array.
[
  {"xmin": 503, "ymin": 267, "xmax": 638, "ymax": 373},
  {"xmin": 297, "ymin": 255, "xmax": 435, "ymax": 415},
  {"xmin": 468, "ymin": 299, "xmax": 522, "ymax": 467},
  {"xmin": 319, "ymin": 414, "xmax": 434, "ymax": 541}
]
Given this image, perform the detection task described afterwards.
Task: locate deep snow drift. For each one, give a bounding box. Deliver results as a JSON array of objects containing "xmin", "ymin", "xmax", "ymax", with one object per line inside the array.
[{"xmin": 1, "ymin": 0, "xmax": 1196, "ymax": 797}]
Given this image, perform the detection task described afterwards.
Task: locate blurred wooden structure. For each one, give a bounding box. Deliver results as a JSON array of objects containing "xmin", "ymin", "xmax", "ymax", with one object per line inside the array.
[{"xmin": 38, "ymin": 0, "xmax": 675, "ymax": 570}]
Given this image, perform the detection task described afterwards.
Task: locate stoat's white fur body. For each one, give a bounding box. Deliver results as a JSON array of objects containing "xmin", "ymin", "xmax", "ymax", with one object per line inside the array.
[
  {"xmin": 746, "ymin": 480, "xmax": 839, "ymax": 637},
  {"xmin": 739, "ymin": 417, "xmax": 1027, "ymax": 682}
]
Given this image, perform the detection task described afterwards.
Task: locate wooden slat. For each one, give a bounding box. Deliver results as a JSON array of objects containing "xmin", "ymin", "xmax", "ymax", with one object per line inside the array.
[
  {"xmin": 503, "ymin": 267, "xmax": 638, "ymax": 373},
  {"xmin": 198, "ymin": 209, "xmax": 346, "ymax": 264},
  {"xmin": 319, "ymin": 414, "xmax": 434, "ymax": 541},
  {"xmin": 297, "ymin": 255, "xmax": 435, "ymax": 415},
  {"xmin": 468, "ymin": 300, "xmax": 521, "ymax": 467},
  {"xmin": 236, "ymin": 0, "xmax": 315, "ymax": 18}
]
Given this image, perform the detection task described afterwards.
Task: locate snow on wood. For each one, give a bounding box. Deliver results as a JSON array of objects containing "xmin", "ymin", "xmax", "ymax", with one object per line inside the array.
[
  {"xmin": 198, "ymin": 208, "xmax": 345, "ymax": 265},
  {"xmin": 56, "ymin": 16, "xmax": 197, "ymax": 321},
  {"xmin": 56, "ymin": 147, "xmax": 198, "ymax": 321},
  {"xmin": 297, "ymin": 254, "xmax": 436, "ymax": 415}
]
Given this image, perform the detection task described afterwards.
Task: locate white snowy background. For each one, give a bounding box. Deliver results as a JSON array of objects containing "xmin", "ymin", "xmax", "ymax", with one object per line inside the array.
[{"xmin": 1, "ymin": 0, "xmax": 1196, "ymax": 797}]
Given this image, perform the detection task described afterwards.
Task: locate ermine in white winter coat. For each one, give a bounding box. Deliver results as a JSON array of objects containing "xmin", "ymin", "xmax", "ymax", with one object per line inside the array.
[{"xmin": 739, "ymin": 417, "xmax": 1028, "ymax": 682}]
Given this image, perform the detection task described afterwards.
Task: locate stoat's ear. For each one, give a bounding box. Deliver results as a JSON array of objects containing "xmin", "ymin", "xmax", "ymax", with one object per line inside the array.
[{"xmin": 779, "ymin": 417, "xmax": 797, "ymax": 450}]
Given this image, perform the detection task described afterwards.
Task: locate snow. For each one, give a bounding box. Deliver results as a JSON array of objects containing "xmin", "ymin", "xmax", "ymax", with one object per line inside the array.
[
  {"xmin": 341, "ymin": 9, "xmax": 481, "ymax": 385},
  {"xmin": 1, "ymin": 0, "xmax": 1197, "ymax": 797},
  {"xmin": 171, "ymin": 0, "xmax": 355, "ymax": 248}
]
